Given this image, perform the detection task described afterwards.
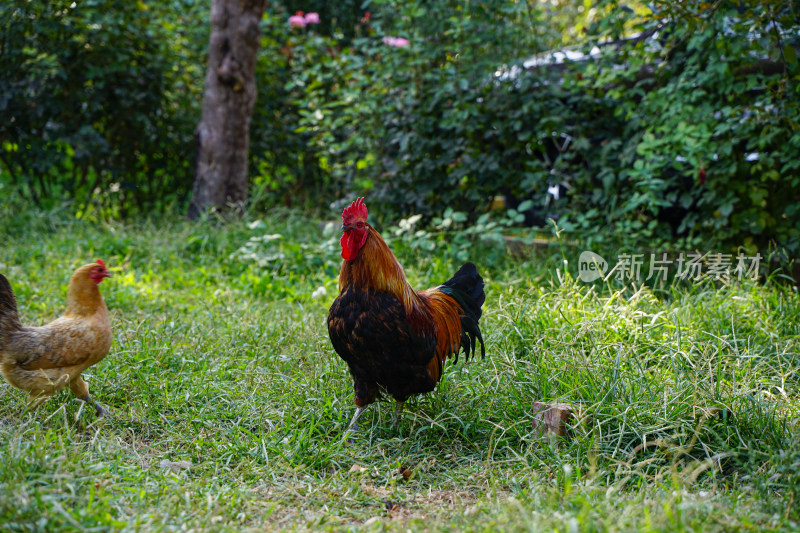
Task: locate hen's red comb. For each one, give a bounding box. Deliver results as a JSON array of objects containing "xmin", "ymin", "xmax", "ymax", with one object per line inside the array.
[
  {"xmin": 96, "ymin": 259, "xmax": 106, "ymax": 268},
  {"xmin": 342, "ymin": 197, "xmax": 368, "ymax": 221}
]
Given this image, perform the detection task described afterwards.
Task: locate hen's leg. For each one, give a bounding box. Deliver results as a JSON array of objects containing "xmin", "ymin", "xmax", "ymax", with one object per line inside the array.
[
  {"xmin": 27, "ymin": 392, "xmax": 50, "ymax": 410},
  {"xmin": 70, "ymin": 376, "xmax": 106, "ymax": 417}
]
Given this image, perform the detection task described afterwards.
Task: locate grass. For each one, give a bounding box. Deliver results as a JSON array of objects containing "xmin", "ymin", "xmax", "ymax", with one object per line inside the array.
[{"xmin": 0, "ymin": 208, "xmax": 798, "ymax": 531}]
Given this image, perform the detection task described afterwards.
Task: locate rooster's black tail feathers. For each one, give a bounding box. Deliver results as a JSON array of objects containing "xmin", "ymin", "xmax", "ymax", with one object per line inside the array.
[{"xmin": 440, "ymin": 262, "xmax": 486, "ymax": 362}]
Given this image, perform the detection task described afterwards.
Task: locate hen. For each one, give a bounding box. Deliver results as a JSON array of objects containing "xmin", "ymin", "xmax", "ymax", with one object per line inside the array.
[
  {"xmin": 0, "ymin": 260, "xmax": 112, "ymax": 416},
  {"xmin": 328, "ymin": 198, "xmax": 486, "ymax": 431}
]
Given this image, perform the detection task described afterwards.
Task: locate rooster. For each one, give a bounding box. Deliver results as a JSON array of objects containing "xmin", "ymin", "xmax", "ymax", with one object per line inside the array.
[
  {"xmin": 0, "ymin": 260, "xmax": 112, "ymax": 416},
  {"xmin": 328, "ymin": 198, "xmax": 486, "ymax": 431}
]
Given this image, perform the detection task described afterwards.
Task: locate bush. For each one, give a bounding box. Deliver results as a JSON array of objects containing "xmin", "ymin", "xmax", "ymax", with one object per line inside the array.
[
  {"xmin": 2, "ymin": 1, "xmax": 798, "ymax": 257},
  {"xmin": 290, "ymin": 0, "xmax": 800, "ymax": 254},
  {"xmin": 0, "ymin": 0, "xmax": 207, "ymax": 217},
  {"xmin": 587, "ymin": 1, "xmax": 800, "ymax": 255}
]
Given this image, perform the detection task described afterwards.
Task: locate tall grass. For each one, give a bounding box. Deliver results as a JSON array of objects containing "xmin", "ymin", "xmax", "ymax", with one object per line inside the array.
[{"xmin": 0, "ymin": 209, "xmax": 798, "ymax": 531}]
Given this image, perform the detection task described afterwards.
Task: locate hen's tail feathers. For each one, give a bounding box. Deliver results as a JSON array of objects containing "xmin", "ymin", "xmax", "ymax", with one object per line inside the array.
[
  {"xmin": 0, "ymin": 274, "xmax": 22, "ymax": 342},
  {"xmin": 440, "ymin": 262, "xmax": 486, "ymax": 363}
]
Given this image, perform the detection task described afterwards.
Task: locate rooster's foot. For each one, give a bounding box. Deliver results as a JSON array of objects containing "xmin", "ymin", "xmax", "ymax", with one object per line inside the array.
[{"xmin": 344, "ymin": 406, "xmax": 367, "ymax": 439}]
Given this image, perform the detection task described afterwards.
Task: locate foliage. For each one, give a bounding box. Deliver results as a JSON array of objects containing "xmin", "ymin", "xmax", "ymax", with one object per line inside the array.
[
  {"xmin": 2, "ymin": 1, "xmax": 799, "ymax": 257},
  {"xmin": 0, "ymin": 210, "xmax": 798, "ymax": 530},
  {"xmin": 292, "ymin": 0, "xmax": 565, "ymax": 215},
  {"xmin": 385, "ymin": 205, "xmax": 537, "ymax": 264},
  {"xmin": 277, "ymin": 0, "xmax": 800, "ymax": 254},
  {"xmin": 566, "ymin": 0, "xmax": 800, "ymax": 254},
  {"xmin": 248, "ymin": 6, "xmax": 349, "ymax": 210},
  {"xmin": 0, "ymin": 0, "xmax": 207, "ymax": 217},
  {"xmin": 248, "ymin": 0, "xmax": 583, "ymax": 215}
]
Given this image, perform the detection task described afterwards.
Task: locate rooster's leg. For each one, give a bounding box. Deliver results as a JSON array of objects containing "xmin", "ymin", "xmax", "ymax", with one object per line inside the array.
[
  {"xmin": 346, "ymin": 406, "xmax": 367, "ymax": 433},
  {"xmin": 392, "ymin": 400, "xmax": 405, "ymax": 428}
]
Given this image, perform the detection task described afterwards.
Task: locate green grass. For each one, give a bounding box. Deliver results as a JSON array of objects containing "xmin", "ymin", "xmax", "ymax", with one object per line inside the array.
[{"xmin": 1, "ymin": 209, "xmax": 798, "ymax": 531}]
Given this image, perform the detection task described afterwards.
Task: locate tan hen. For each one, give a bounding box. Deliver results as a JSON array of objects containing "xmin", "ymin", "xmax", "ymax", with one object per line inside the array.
[{"xmin": 0, "ymin": 260, "xmax": 112, "ymax": 416}]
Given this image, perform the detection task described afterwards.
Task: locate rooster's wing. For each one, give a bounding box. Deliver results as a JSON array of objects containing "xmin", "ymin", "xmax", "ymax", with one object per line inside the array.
[{"xmin": 328, "ymin": 285, "xmax": 440, "ymax": 402}]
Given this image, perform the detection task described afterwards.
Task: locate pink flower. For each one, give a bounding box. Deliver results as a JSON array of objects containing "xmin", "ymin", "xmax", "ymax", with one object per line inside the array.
[
  {"xmin": 289, "ymin": 14, "xmax": 306, "ymax": 27},
  {"xmin": 304, "ymin": 12, "xmax": 320, "ymax": 24},
  {"xmin": 383, "ymin": 36, "xmax": 409, "ymax": 47}
]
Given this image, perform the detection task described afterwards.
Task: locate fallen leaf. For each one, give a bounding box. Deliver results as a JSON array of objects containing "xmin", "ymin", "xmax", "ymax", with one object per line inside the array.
[{"xmin": 348, "ymin": 464, "xmax": 367, "ymax": 474}]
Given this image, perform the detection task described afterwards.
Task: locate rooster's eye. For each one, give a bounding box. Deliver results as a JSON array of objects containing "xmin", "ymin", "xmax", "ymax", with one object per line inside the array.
[{"xmin": 357, "ymin": 222, "xmax": 363, "ymax": 228}]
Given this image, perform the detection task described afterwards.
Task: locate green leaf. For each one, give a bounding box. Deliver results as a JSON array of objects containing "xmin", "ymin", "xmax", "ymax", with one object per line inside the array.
[
  {"xmin": 517, "ymin": 200, "xmax": 534, "ymax": 212},
  {"xmin": 784, "ymin": 44, "xmax": 797, "ymax": 65}
]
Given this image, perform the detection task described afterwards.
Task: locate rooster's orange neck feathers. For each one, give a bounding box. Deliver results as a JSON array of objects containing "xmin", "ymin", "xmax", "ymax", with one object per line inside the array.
[
  {"xmin": 336, "ymin": 224, "xmax": 470, "ymax": 381},
  {"xmin": 338, "ymin": 225, "xmax": 418, "ymax": 314}
]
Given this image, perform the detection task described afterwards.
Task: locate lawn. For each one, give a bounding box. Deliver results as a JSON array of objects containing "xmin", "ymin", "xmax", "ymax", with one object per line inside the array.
[{"xmin": 1, "ymin": 209, "xmax": 798, "ymax": 531}]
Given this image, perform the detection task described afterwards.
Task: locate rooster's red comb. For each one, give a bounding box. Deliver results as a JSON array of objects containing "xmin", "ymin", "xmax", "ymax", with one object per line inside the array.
[
  {"xmin": 96, "ymin": 259, "xmax": 106, "ymax": 268},
  {"xmin": 342, "ymin": 197, "xmax": 368, "ymax": 221}
]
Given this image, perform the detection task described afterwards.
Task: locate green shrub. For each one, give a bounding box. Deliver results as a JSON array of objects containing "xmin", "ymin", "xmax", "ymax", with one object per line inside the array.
[
  {"xmin": 2, "ymin": 1, "xmax": 798, "ymax": 257},
  {"xmin": 0, "ymin": 0, "xmax": 207, "ymax": 217},
  {"xmin": 297, "ymin": 0, "xmax": 800, "ymax": 255}
]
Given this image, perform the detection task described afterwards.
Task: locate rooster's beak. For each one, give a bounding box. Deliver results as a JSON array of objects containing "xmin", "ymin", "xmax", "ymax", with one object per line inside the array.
[{"xmin": 341, "ymin": 224, "xmax": 352, "ymax": 232}]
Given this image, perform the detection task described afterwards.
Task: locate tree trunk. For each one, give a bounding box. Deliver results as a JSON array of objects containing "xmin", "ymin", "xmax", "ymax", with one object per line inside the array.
[{"xmin": 188, "ymin": 0, "xmax": 267, "ymax": 220}]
